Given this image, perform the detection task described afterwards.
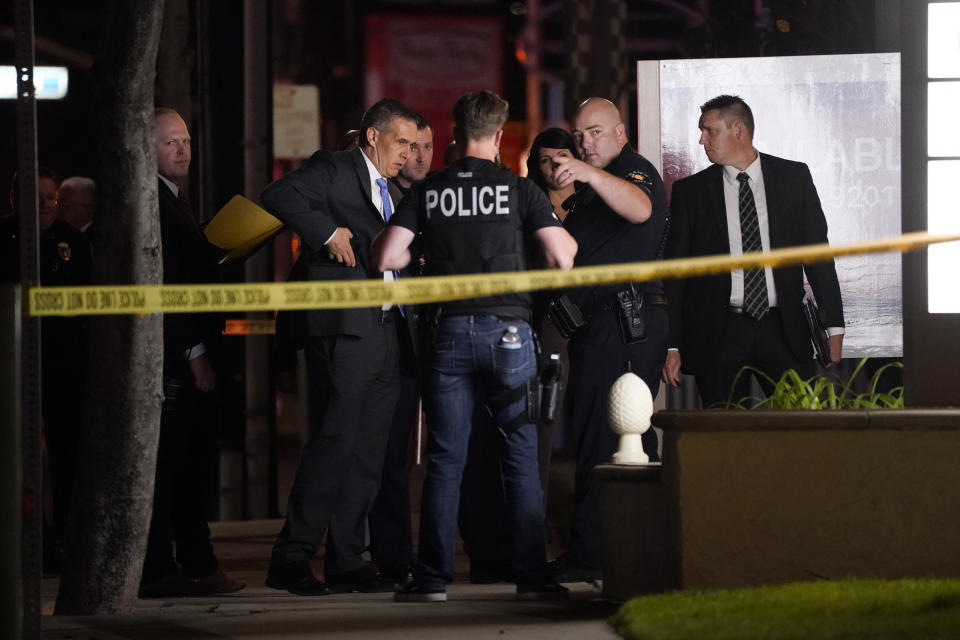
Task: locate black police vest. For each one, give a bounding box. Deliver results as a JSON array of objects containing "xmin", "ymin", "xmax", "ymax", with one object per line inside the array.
[{"xmin": 420, "ymin": 159, "xmax": 531, "ymax": 320}]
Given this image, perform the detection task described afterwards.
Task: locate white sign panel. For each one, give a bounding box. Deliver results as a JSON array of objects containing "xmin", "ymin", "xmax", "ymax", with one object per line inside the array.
[{"xmin": 273, "ymin": 84, "xmax": 320, "ymax": 159}]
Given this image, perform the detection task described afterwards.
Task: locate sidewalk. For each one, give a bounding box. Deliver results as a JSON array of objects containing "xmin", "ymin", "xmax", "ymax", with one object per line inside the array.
[{"xmin": 42, "ymin": 519, "xmax": 621, "ymax": 640}]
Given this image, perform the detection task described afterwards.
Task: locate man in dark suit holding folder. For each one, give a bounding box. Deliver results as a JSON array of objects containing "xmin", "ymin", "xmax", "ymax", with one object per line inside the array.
[
  {"xmin": 262, "ymin": 99, "xmax": 418, "ymax": 595},
  {"xmin": 141, "ymin": 108, "xmax": 244, "ymax": 597},
  {"xmin": 662, "ymin": 95, "xmax": 845, "ymax": 407}
]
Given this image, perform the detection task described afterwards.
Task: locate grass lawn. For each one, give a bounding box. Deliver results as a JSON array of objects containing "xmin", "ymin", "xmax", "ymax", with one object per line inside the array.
[{"xmin": 610, "ymin": 578, "xmax": 960, "ymax": 639}]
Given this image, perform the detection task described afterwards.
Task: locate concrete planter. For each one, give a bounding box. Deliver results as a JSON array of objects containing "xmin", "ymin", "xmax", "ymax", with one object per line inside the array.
[{"xmin": 597, "ymin": 409, "xmax": 960, "ymax": 601}]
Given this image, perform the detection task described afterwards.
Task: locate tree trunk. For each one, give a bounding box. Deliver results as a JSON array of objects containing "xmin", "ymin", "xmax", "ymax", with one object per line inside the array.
[{"xmin": 55, "ymin": 0, "xmax": 165, "ymax": 614}]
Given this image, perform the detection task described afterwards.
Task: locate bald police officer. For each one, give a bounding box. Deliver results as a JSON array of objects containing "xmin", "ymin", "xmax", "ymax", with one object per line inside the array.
[
  {"xmin": 548, "ymin": 97, "xmax": 670, "ymax": 583},
  {"xmin": 374, "ymin": 90, "xmax": 578, "ymax": 602}
]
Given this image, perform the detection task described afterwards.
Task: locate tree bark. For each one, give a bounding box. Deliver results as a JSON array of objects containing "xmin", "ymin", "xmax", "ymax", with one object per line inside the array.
[{"xmin": 55, "ymin": 0, "xmax": 166, "ymax": 614}]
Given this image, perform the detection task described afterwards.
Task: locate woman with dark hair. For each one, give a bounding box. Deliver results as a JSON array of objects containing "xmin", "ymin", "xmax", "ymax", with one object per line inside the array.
[
  {"xmin": 525, "ymin": 127, "xmax": 580, "ymax": 221},
  {"xmin": 524, "ymin": 128, "xmax": 579, "ymax": 526}
]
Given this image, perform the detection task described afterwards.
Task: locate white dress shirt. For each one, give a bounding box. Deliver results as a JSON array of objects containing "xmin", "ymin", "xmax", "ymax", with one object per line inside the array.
[
  {"xmin": 722, "ymin": 154, "xmax": 778, "ymax": 309},
  {"xmin": 360, "ymin": 150, "xmax": 396, "ymax": 310},
  {"xmin": 159, "ymin": 173, "xmax": 179, "ymax": 198}
]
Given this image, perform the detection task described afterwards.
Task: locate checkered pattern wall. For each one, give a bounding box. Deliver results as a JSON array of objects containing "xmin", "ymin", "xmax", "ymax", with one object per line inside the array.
[{"xmin": 569, "ymin": 0, "xmax": 628, "ymax": 112}]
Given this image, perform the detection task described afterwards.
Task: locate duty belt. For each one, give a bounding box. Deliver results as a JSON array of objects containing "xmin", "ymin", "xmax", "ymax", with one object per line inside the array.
[{"xmin": 588, "ymin": 290, "xmax": 668, "ymax": 320}]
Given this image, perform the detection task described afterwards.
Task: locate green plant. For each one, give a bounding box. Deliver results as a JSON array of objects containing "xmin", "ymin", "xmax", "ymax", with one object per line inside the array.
[
  {"xmin": 722, "ymin": 357, "xmax": 904, "ymax": 409},
  {"xmin": 610, "ymin": 577, "xmax": 960, "ymax": 640}
]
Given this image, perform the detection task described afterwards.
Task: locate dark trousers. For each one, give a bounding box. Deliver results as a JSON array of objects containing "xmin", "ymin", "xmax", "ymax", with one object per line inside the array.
[
  {"xmin": 564, "ymin": 306, "xmax": 667, "ymax": 571},
  {"xmin": 695, "ymin": 308, "xmax": 814, "ymax": 408},
  {"xmin": 41, "ymin": 322, "xmax": 87, "ymax": 562},
  {"xmin": 368, "ymin": 373, "xmax": 418, "ymax": 576},
  {"xmin": 271, "ymin": 321, "xmax": 401, "ymax": 578},
  {"xmin": 415, "ymin": 316, "xmax": 545, "ymax": 586},
  {"xmin": 457, "ymin": 402, "xmax": 511, "ymax": 577},
  {"xmin": 42, "ymin": 366, "xmax": 84, "ymax": 556},
  {"xmin": 143, "ymin": 382, "xmax": 219, "ymax": 582}
]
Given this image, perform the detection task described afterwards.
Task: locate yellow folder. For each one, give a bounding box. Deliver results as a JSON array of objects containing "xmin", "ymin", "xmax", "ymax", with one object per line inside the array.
[{"xmin": 203, "ymin": 195, "xmax": 284, "ymax": 264}]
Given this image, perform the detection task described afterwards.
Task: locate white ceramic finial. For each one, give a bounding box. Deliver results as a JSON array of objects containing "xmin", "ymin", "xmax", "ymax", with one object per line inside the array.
[{"xmin": 607, "ymin": 372, "xmax": 655, "ymax": 465}]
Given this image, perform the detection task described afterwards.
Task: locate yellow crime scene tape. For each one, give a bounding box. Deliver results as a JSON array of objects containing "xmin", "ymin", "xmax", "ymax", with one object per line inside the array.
[{"xmin": 27, "ymin": 231, "xmax": 960, "ymax": 317}]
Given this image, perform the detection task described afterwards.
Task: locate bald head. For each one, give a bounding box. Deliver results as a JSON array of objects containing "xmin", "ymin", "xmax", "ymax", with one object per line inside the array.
[
  {"xmin": 577, "ymin": 98, "xmax": 621, "ymax": 125},
  {"xmin": 573, "ymin": 97, "xmax": 627, "ymax": 168},
  {"xmin": 58, "ymin": 176, "xmax": 96, "ymax": 230},
  {"xmin": 155, "ymin": 108, "xmax": 192, "ymax": 180}
]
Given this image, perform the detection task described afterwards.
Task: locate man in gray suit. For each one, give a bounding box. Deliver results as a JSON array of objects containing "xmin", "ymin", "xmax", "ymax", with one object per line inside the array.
[{"xmin": 263, "ymin": 98, "xmax": 418, "ymax": 595}]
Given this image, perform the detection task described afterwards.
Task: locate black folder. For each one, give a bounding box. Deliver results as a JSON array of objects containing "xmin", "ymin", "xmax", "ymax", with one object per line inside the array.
[{"xmin": 803, "ymin": 297, "xmax": 831, "ymax": 366}]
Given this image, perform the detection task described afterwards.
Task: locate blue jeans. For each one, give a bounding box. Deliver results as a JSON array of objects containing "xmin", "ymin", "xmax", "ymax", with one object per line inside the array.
[{"xmin": 415, "ymin": 315, "xmax": 546, "ymax": 587}]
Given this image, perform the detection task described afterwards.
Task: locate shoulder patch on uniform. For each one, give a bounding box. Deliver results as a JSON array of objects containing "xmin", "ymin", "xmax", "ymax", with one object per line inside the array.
[{"xmin": 625, "ymin": 170, "xmax": 650, "ymax": 184}]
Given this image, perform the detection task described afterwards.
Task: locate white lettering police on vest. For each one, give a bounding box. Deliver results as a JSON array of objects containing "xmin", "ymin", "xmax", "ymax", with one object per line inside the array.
[{"xmin": 425, "ymin": 185, "xmax": 510, "ymax": 219}]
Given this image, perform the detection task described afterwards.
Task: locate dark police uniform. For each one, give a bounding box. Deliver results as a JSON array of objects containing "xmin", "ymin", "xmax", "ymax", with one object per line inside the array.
[
  {"xmin": 557, "ymin": 144, "xmax": 669, "ymax": 577},
  {"xmin": 2, "ymin": 196, "xmax": 91, "ymax": 571},
  {"xmin": 389, "ymin": 156, "xmax": 560, "ymax": 592},
  {"xmin": 42, "ymin": 219, "xmax": 92, "ymax": 566}
]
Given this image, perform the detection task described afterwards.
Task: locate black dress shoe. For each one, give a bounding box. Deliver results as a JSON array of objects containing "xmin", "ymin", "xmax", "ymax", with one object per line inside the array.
[
  {"xmin": 139, "ymin": 570, "xmax": 218, "ymax": 598},
  {"xmin": 380, "ymin": 567, "xmax": 414, "ymax": 589},
  {"xmin": 327, "ymin": 566, "xmax": 403, "ymax": 593},
  {"xmin": 516, "ymin": 578, "xmax": 570, "ymax": 601},
  {"xmin": 469, "ymin": 567, "xmax": 515, "ymax": 584},
  {"xmin": 266, "ymin": 562, "xmax": 333, "ymax": 596},
  {"xmin": 546, "ymin": 556, "xmax": 602, "ymax": 583}
]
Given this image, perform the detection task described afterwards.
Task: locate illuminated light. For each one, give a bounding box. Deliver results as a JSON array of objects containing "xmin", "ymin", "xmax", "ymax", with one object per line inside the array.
[
  {"xmin": 929, "ymin": 2, "xmax": 960, "ymax": 78},
  {"xmin": 928, "ymin": 160, "xmax": 960, "ymax": 313},
  {"xmin": 515, "ymin": 46, "xmax": 527, "ymax": 64},
  {"xmin": 928, "ymin": 82, "xmax": 960, "ymax": 157},
  {"xmin": 927, "ymin": 3, "xmax": 960, "ymax": 313},
  {"xmin": 509, "ymin": 2, "xmax": 527, "ymax": 16},
  {"xmin": 776, "ymin": 19, "xmax": 790, "ymax": 33},
  {"xmin": 0, "ymin": 65, "xmax": 69, "ymax": 100},
  {"xmin": 223, "ymin": 319, "xmax": 276, "ymax": 335}
]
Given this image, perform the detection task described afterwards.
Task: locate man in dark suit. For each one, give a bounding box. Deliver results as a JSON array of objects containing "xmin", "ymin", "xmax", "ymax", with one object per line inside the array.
[
  {"xmin": 365, "ymin": 112, "xmax": 434, "ymax": 586},
  {"xmin": 141, "ymin": 108, "xmax": 244, "ymax": 597},
  {"xmin": 262, "ymin": 98, "xmax": 418, "ymax": 596},
  {"xmin": 662, "ymin": 95, "xmax": 844, "ymax": 407}
]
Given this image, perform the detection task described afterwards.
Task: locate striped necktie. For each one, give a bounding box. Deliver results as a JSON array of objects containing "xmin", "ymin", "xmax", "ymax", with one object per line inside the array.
[{"xmin": 737, "ymin": 172, "xmax": 768, "ymax": 320}]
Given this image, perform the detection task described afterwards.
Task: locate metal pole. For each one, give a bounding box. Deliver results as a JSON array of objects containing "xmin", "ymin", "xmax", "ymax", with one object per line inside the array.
[
  {"xmin": 14, "ymin": 0, "xmax": 42, "ymax": 636},
  {"xmin": 1, "ymin": 285, "xmax": 23, "ymax": 640},
  {"xmin": 524, "ymin": 0, "xmax": 542, "ymax": 150},
  {"xmin": 243, "ymin": 0, "xmax": 275, "ymax": 519}
]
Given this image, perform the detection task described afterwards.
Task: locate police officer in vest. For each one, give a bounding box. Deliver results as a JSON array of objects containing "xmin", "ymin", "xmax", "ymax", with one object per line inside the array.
[{"xmin": 374, "ymin": 90, "xmax": 578, "ymax": 602}]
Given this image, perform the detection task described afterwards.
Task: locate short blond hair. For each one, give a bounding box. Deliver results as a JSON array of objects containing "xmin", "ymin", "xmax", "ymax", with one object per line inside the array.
[{"xmin": 453, "ymin": 91, "xmax": 509, "ymax": 141}]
